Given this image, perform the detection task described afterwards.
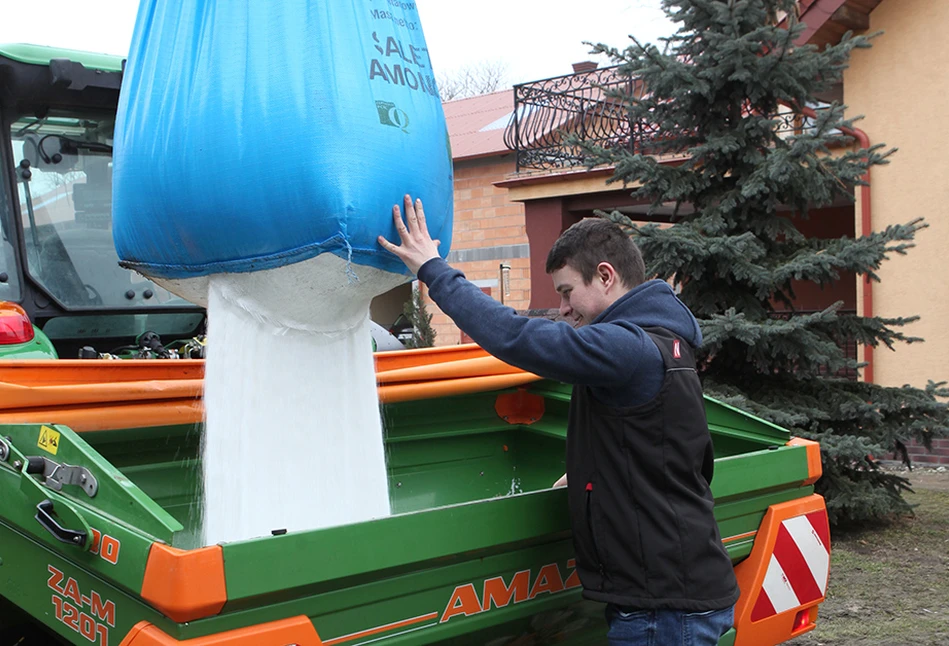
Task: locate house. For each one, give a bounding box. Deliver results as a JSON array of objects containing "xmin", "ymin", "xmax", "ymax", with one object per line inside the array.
[
  {"xmin": 435, "ymin": 0, "xmax": 949, "ymax": 464},
  {"xmin": 815, "ymin": 0, "xmax": 949, "ymax": 464}
]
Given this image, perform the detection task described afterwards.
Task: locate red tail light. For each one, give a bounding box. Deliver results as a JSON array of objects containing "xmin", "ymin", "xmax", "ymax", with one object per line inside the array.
[
  {"xmin": 793, "ymin": 608, "xmax": 813, "ymax": 632},
  {"xmin": 0, "ymin": 302, "xmax": 34, "ymax": 345}
]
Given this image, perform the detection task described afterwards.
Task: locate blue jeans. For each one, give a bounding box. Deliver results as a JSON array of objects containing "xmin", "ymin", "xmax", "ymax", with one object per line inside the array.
[{"xmin": 605, "ymin": 605, "xmax": 735, "ymax": 646}]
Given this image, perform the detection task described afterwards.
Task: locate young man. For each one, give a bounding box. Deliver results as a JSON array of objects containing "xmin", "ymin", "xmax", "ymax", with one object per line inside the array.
[{"xmin": 378, "ymin": 195, "xmax": 739, "ymax": 645}]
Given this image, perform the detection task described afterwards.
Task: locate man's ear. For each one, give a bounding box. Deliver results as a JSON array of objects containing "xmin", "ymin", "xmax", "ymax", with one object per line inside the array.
[{"xmin": 596, "ymin": 262, "xmax": 617, "ymax": 289}]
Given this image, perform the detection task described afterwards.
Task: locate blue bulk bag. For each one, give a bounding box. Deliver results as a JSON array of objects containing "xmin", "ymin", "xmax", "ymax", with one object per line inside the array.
[{"xmin": 113, "ymin": 0, "xmax": 453, "ymax": 280}]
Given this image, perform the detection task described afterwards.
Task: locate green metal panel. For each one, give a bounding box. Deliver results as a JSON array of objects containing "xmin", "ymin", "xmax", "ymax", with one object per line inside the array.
[
  {"xmin": 0, "ymin": 424, "xmax": 181, "ymax": 604},
  {"xmin": 712, "ymin": 445, "xmax": 810, "ymax": 501},
  {"xmin": 0, "ymin": 521, "xmax": 172, "ymax": 646},
  {"xmin": 0, "ymin": 325, "xmax": 58, "ymax": 359},
  {"xmin": 0, "ymin": 43, "xmax": 124, "ymax": 72},
  {"xmin": 1, "ymin": 424, "xmax": 182, "ymax": 541},
  {"xmin": 0, "ymin": 428, "xmax": 188, "ymax": 645},
  {"xmin": 519, "ymin": 382, "xmax": 791, "ymax": 441},
  {"xmin": 704, "ymin": 396, "xmax": 790, "ymax": 443},
  {"xmin": 82, "ymin": 425, "xmax": 203, "ymax": 547},
  {"xmin": 169, "ymin": 541, "xmax": 598, "ymax": 642},
  {"xmin": 222, "ymin": 489, "xmax": 571, "ymax": 600}
]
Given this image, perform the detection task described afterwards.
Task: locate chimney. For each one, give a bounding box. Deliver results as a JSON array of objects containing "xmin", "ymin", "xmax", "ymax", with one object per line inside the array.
[{"xmin": 572, "ymin": 61, "xmax": 598, "ymax": 73}]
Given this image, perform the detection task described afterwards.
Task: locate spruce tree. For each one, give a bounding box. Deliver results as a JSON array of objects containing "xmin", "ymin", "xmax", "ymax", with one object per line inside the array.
[
  {"xmin": 576, "ymin": 0, "xmax": 949, "ymax": 524},
  {"xmin": 403, "ymin": 285, "xmax": 437, "ymax": 348}
]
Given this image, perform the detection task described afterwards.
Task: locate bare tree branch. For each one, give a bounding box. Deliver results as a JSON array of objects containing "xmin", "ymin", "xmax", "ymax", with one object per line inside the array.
[{"xmin": 437, "ymin": 61, "xmax": 510, "ymax": 101}]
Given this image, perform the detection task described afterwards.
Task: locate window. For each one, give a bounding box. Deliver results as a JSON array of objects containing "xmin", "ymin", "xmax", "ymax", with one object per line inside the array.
[
  {"xmin": 10, "ymin": 113, "xmax": 189, "ymax": 309},
  {"xmin": 0, "ymin": 132, "xmax": 20, "ymax": 303}
]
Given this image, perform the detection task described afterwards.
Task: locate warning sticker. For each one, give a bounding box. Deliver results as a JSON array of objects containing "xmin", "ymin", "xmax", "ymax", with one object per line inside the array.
[{"xmin": 37, "ymin": 426, "xmax": 60, "ymax": 455}]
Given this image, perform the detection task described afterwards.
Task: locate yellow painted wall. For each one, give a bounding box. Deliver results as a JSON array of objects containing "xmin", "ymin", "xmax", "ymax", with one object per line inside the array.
[{"xmin": 845, "ymin": 0, "xmax": 949, "ymax": 388}]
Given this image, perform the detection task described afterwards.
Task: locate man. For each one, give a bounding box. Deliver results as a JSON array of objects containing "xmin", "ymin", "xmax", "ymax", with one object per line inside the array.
[{"xmin": 378, "ymin": 195, "xmax": 739, "ymax": 645}]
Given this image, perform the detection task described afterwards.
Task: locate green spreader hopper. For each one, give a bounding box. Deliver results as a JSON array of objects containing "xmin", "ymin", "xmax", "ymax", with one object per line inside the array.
[{"xmin": 0, "ymin": 362, "xmax": 828, "ymax": 646}]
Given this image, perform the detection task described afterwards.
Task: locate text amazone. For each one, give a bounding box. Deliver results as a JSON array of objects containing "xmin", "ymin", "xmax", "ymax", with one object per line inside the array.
[{"xmin": 441, "ymin": 560, "xmax": 582, "ymax": 623}]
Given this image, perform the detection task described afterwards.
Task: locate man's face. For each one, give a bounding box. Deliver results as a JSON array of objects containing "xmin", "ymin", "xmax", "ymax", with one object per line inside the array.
[{"xmin": 551, "ymin": 264, "xmax": 612, "ymax": 328}]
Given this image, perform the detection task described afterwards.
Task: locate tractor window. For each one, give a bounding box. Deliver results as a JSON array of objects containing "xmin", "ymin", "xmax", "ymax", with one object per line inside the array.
[
  {"xmin": 0, "ymin": 134, "xmax": 21, "ymax": 303},
  {"xmin": 10, "ymin": 113, "xmax": 189, "ymax": 309}
]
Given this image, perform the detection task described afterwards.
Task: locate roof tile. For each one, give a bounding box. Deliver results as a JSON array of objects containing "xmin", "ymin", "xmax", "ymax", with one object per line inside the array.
[{"xmin": 444, "ymin": 89, "xmax": 514, "ymax": 160}]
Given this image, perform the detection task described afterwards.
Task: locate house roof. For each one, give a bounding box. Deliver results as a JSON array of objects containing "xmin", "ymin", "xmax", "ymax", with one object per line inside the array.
[
  {"xmin": 797, "ymin": 0, "xmax": 884, "ymax": 47},
  {"xmin": 444, "ymin": 89, "xmax": 515, "ymax": 161}
]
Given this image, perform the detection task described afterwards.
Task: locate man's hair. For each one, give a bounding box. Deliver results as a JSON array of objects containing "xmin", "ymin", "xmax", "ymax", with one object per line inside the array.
[{"xmin": 545, "ymin": 218, "xmax": 646, "ymax": 288}]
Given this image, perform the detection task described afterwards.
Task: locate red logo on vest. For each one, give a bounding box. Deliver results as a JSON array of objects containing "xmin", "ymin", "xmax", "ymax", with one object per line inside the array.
[{"xmin": 673, "ymin": 340, "xmax": 681, "ymax": 359}]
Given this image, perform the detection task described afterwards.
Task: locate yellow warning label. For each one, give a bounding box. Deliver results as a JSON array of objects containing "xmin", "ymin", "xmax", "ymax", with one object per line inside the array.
[{"xmin": 37, "ymin": 425, "xmax": 60, "ymax": 455}]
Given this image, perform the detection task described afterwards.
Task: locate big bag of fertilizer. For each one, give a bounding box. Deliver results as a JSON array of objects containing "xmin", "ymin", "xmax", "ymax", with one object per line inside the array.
[
  {"xmin": 113, "ymin": 0, "xmax": 454, "ymax": 544},
  {"xmin": 113, "ymin": 0, "xmax": 453, "ymax": 326}
]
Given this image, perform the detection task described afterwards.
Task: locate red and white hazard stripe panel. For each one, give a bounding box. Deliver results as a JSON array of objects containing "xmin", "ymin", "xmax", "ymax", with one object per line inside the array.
[{"xmin": 751, "ymin": 510, "xmax": 830, "ymax": 621}]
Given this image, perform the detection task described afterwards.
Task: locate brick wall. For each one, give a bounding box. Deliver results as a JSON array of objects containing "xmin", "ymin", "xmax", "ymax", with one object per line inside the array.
[
  {"xmin": 426, "ymin": 156, "xmax": 529, "ymax": 346},
  {"xmin": 899, "ymin": 438, "xmax": 949, "ymax": 466}
]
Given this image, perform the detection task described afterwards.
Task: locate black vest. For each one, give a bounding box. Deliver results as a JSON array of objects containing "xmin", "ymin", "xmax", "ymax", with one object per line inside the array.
[{"xmin": 565, "ymin": 327, "xmax": 740, "ymax": 611}]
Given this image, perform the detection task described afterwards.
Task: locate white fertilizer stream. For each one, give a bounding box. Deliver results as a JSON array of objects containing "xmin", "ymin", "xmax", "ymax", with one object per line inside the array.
[{"xmin": 198, "ymin": 257, "xmax": 405, "ymax": 545}]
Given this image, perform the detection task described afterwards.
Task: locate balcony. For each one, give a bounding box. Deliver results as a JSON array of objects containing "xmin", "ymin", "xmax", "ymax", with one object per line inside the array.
[
  {"xmin": 502, "ymin": 65, "xmax": 648, "ymax": 173},
  {"xmin": 502, "ymin": 65, "xmax": 825, "ymax": 174}
]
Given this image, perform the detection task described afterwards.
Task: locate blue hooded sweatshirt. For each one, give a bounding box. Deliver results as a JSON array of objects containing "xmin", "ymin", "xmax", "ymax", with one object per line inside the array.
[{"xmin": 417, "ymin": 258, "xmax": 703, "ymax": 407}]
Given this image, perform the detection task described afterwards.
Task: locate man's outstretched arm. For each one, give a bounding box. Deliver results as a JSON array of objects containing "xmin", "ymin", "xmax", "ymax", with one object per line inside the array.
[{"xmin": 378, "ymin": 195, "xmax": 655, "ymax": 387}]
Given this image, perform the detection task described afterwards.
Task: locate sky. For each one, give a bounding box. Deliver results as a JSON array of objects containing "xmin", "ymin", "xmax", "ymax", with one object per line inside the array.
[{"xmin": 0, "ymin": 0, "xmax": 676, "ymax": 86}]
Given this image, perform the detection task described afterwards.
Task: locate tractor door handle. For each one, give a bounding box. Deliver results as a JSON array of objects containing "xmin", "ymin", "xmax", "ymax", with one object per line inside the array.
[{"xmin": 35, "ymin": 499, "xmax": 87, "ymax": 547}]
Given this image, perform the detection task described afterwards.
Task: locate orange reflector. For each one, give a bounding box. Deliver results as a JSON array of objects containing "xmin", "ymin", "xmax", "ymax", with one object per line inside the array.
[
  {"xmin": 793, "ymin": 608, "xmax": 811, "ymax": 632},
  {"xmin": 0, "ymin": 302, "xmax": 34, "ymax": 345}
]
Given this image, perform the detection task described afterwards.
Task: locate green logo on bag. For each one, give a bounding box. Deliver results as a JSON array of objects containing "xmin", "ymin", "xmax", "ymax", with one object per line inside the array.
[{"xmin": 376, "ymin": 101, "xmax": 410, "ymax": 133}]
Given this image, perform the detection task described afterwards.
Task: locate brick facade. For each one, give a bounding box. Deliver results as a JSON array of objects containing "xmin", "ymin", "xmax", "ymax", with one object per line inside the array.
[
  {"xmin": 897, "ymin": 439, "xmax": 949, "ymax": 466},
  {"xmin": 426, "ymin": 156, "xmax": 529, "ymax": 346}
]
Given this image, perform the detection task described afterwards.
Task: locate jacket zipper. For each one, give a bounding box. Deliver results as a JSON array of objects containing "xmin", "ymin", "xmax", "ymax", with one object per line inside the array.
[{"xmin": 586, "ymin": 483, "xmax": 606, "ymax": 578}]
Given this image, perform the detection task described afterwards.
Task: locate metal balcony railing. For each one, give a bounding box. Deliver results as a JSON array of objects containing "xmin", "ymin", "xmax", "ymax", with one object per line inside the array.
[
  {"xmin": 502, "ymin": 65, "xmax": 827, "ymax": 173},
  {"xmin": 502, "ymin": 65, "xmax": 649, "ymax": 173}
]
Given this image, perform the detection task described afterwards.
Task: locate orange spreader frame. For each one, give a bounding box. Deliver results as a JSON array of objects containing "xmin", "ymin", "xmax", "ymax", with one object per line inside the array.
[{"xmin": 0, "ymin": 345, "xmax": 541, "ymax": 432}]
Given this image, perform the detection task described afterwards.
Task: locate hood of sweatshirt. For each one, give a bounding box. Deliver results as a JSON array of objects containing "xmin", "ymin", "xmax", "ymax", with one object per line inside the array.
[{"xmin": 594, "ymin": 279, "xmax": 702, "ymax": 347}]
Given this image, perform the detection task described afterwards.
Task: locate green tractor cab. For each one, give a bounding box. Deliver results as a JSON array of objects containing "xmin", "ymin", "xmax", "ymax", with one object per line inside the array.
[{"xmin": 0, "ymin": 44, "xmax": 205, "ymax": 360}]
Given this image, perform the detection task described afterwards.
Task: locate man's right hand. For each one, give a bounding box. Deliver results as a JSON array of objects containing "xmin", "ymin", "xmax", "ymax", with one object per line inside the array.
[
  {"xmin": 377, "ymin": 194, "xmax": 441, "ymax": 275},
  {"xmin": 552, "ymin": 474, "xmax": 567, "ymax": 488}
]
